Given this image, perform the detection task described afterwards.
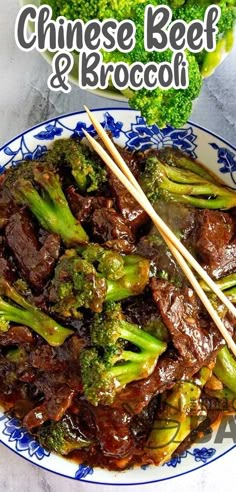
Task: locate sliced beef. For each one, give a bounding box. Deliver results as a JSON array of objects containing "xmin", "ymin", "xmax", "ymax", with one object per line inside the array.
[
  {"xmin": 195, "ymin": 209, "xmax": 236, "ymax": 279},
  {"xmin": 0, "ymin": 176, "xmax": 19, "ymax": 229},
  {"xmin": 29, "ymin": 345, "xmax": 67, "ymax": 373},
  {"xmin": 123, "ymin": 294, "xmax": 163, "ymax": 328},
  {"xmin": 150, "ymin": 278, "xmax": 225, "ymax": 367},
  {"xmin": 91, "ymin": 405, "xmax": 134, "ymax": 458},
  {"xmin": 0, "ymin": 236, "xmax": 6, "ymax": 257},
  {"xmin": 112, "ymin": 352, "xmax": 183, "ymax": 414},
  {"xmin": 137, "ymin": 235, "xmax": 186, "ymax": 284},
  {"xmin": 108, "ymin": 149, "xmax": 148, "ymax": 233},
  {"xmin": 5, "ymin": 209, "xmax": 60, "ymax": 290},
  {"xmin": 66, "ymin": 185, "xmax": 113, "ymax": 223},
  {"xmin": 137, "ymin": 202, "xmax": 197, "ymax": 284},
  {"xmin": 130, "ymin": 396, "xmax": 160, "ymax": 444},
  {"xmin": 23, "ymin": 385, "xmax": 75, "ymax": 429},
  {"xmin": 91, "ymin": 208, "xmax": 136, "ymax": 253},
  {"xmin": 122, "ymin": 293, "xmax": 170, "ymax": 341},
  {"xmin": 0, "ymin": 325, "xmax": 34, "ymax": 346}
]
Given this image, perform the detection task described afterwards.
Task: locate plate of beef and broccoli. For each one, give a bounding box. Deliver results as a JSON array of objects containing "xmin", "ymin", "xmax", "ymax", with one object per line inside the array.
[
  {"xmin": 20, "ymin": 0, "xmax": 236, "ymax": 128},
  {"xmin": 0, "ymin": 107, "xmax": 236, "ymax": 484}
]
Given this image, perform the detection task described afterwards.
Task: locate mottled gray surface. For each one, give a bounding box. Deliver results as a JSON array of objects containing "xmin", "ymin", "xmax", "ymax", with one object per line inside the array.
[{"xmin": 0, "ymin": 2, "xmax": 236, "ymax": 491}]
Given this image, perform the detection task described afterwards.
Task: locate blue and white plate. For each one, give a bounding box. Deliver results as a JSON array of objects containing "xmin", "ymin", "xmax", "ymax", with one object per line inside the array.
[{"xmin": 0, "ymin": 108, "xmax": 236, "ymax": 485}]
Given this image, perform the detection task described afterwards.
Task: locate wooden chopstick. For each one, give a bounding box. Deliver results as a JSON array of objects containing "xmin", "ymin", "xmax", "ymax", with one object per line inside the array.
[
  {"xmin": 82, "ymin": 122, "xmax": 236, "ymax": 357},
  {"xmin": 83, "ymin": 106, "xmax": 236, "ymax": 318}
]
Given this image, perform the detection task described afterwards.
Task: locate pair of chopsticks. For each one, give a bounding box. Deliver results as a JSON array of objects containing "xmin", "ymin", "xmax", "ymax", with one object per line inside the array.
[{"xmin": 83, "ymin": 106, "xmax": 236, "ymax": 357}]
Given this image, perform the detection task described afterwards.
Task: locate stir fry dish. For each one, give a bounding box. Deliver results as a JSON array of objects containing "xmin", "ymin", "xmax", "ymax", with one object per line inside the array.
[{"xmin": 0, "ymin": 138, "xmax": 236, "ymax": 470}]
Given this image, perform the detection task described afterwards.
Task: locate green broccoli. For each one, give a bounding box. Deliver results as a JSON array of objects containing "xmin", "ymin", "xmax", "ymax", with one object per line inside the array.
[
  {"xmin": 0, "ymin": 274, "xmax": 73, "ymax": 346},
  {"xmin": 125, "ymin": 1, "xmax": 203, "ymax": 127},
  {"xmin": 145, "ymin": 367, "xmax": 211, "ymax": 464},
  {"xmin": 213, "ymin": 346, "xmax": 236, "ymax": 394},
  {"xmin": 175, "ymin": 1, "xmax": 236, "ymax": 75},
  {"xmin": 5, "ymin": 347, "xmax": 27, "ymax": 364},
  {"xmin": 42, "ymin": 0, "xmax": 236, "ymax": 128},
  {"xmin": 46, "ymin": 139, "xmax": 106, "ymax": 193},
  {"xmin": 37, "ymin": 414, "xmax": 94, "ymax": 455},
  {"xmin": 44, "ymin": 0, "xmax": 147, "ymax": 21},
  {"xmin": 200, "ymin": 273, "xmax": 236, "ymax": 302},
  {"xmin": 5, "ymin": 160, "xmax": 88, "ymax": 246},
  {"xmin": 44, "ymin": 0, "xmax": 99, "ymax": 22},
  {"xmin": 80, "ymin": 303, "xmax": 167, "ymax": 405},
  {"xmin": 141, "ymin": 153, "xmax": 236, "ymax": 209},
  {"xmin": 50, "ymin": 246, "xmax": 150, "ymax": 317}
]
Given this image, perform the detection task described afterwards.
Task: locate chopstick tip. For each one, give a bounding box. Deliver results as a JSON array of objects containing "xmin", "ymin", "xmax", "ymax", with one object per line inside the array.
[
  {"xmin": 83, "ymin": 104, "xmax": 89, "ymax": 112},
  {"xmin": 82, "ymin": 128, "xmax": 89, "ymax": 137},
  {"xmin": 82, "ymin": 129, "xmax": 95, "ymax": 145}
]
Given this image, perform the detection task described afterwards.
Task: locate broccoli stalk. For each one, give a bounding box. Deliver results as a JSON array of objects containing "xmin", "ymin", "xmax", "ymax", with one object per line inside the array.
[
  {"xmin": 141, "ymin": 155, "xmax": 236, "ymax": 209},
  {"xmin": 200, "ymin": 273, "xmax": 236, "ymax": 301},
  {"xmin": 37, "ymin": 414, "xmax": 94, "ymax": 455},
  {"xmin": 145, "ymin": 368, "xmax": 210, "ymax": 465},
  {"xmin": 80, "ymin": 303, "xmax": 167, "ymax": 405},
  {"xmin": 7, "ymin": 162, "xmax": 88, "ymax": 246},
  {"xmin": 213, "ymin": 346, "xmax": 236, "ymax": 394},
  {"xmin": 46, "ymin": 139, "xmax": 106, "ymax": 193},
  {"xmin": 50, "ymin": 246, "xmax": 150, "ymax": 317},
  {"xmin": 105, "ymin": 254, "xmax": 150, "ymax": 302},
  {"xmin": 0, "ymin": 277, "xmax": 73, "ymax": 346}
]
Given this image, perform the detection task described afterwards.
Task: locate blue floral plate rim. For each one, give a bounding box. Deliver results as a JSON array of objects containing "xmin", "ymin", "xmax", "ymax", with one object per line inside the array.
[{"xmin": 0, "ymin": 107, "xmax": 235, "ymax": 155}]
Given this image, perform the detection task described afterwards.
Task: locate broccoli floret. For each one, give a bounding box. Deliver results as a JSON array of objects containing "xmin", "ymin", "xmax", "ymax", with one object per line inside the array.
[
  {"xmin": 46, "ymin": 139, "xmax": 107, "ymax": 193},
  {"xmin": 0, "ymin": 274, "xmax": 73, "ymax": 346},
  {"xmin": 80, "ymin": 303, "xmax": 167, "ymax": 405},
  {"xmin": 128, "ymin": 51, "xmax": 202, "ymax": 128},
  {"xmin": 5, "ymin": 160, "xmax": 88, "ymax": 246},
  {"xmin": 49, "ymin": 251, "xmax": 107, "ymax": 317},
  {"xmin": 37, "ymin": 414, "xmax": 94, "ymax": 455},
  {"xmin": 80, "ymin": 243, "xmax": 125, "ymax": 280},
  {"xmin": 50, "ymin": 246, "xmax": 150, "ymax": 317},
  {"xmin": 141, "ymin": 153, "xmax": 236, "ymax": 209},
  {"xmin": 42, "ymin": 0, "xmax": 236, "ymax": 128},
  {"xmin": 122, "ymin": 1, "xmax": 203, "ymax": 127},
  {"xmin": 175, "ymin": 1, "xmax": 236, "ymax": 37},
  {"xmin": 44, "ymin": 0, "xmax": 147, "ymax": 21},
  {"xmin": 174, "ymin": 1, "xmax": 236, "ymax": 75},
  {"xmin": 145, "ymin": 367, "xmax": 211, "ymax": 464},
  {"xmin": 44, "ymin": 0, "xmax": 99, "ymax": 22}
]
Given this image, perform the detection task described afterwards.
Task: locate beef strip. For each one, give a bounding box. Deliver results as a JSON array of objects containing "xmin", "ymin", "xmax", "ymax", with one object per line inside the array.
[
  {"xmin": 112, "ymin": 351, "xmax": 183, "ymax": 414},
  {"xmin": 107, "ymin": 147, "xmax": 148, "ymax": 234},
  {"xmin": 21, "ymin": 337, "xmax": 85, "ymax": 429},
  {"xmin": 91, "ymin": 405, "xmax": 135, "ymax": 458},
  {"xmin": 0, "ymin": 325, "xmax": 34, "ymax": 346},
  {"xmin": 0, "ymin": 176, "xmax": 19, "ymax": 229},
  {"xmin": 136, "ymin": 202, "xmax": 197, "ymax": 284},
  {"xmin": 29, "ymin": 345, "xmax": 67, "ymax": 373},
  {"xmin": 150, "ymin": 278, "xmax": 225, "ymax": 367},
  {"xmin": 91, "ymin": 208, "xmax": 136, "ymax": 253},
  {"xmin": 5, "ymin": 209, "xmax": 60, "ymax": 290},
  {"xmin": 23, "ymin": 385, "xmax": 75, "ymax": 429},
  {"xmin": 66, "ymin": 185, "xmax": 113, "ymax": 223},
  {"xmin": 123, "ymin": 293, "xmax": 164, "ymax": 328},
  {"xmin": 108, "ymin": 171, "xmax": 148, "ymax": 234},
  {"xmin": 195, "ymin": 209, "xmax": 236, "ymax": 279}
]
